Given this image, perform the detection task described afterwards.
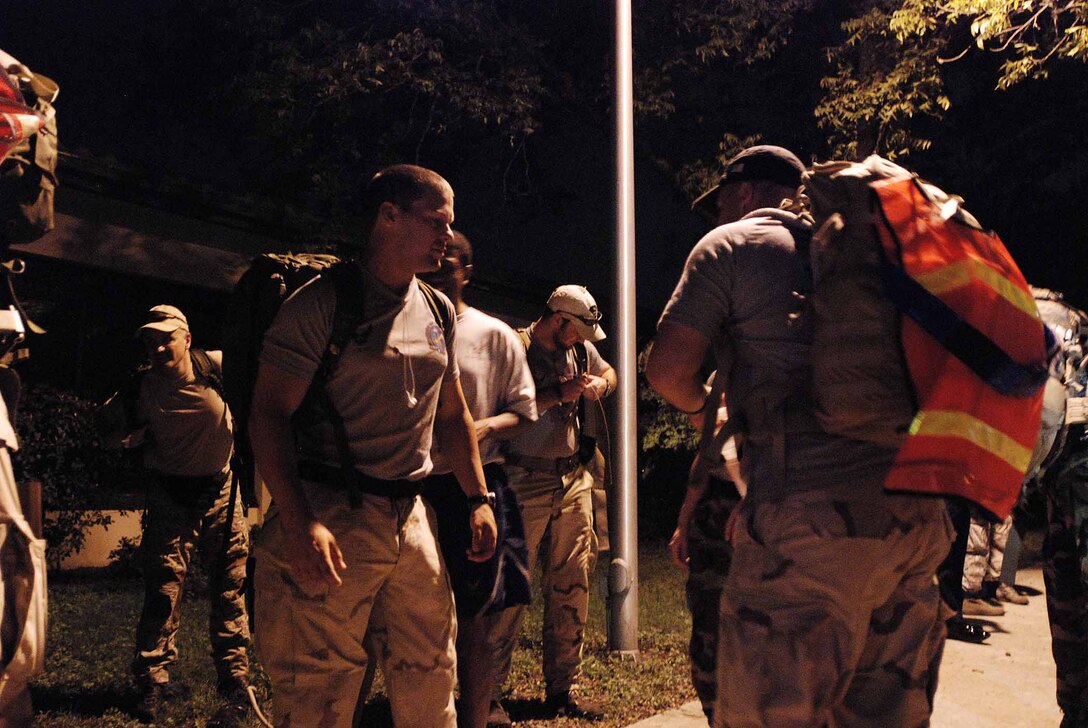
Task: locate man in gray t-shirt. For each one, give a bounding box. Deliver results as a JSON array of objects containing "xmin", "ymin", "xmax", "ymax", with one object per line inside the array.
[
  {"xmin": 489, "ymin": 285, "xmax": 616, "ymax": 724},
  {"xmin": 249, "ymin": 164, "xmax": 497, "ymax": 728},
  {"xmin": 648, "ymin": 145, "xmax": 952, "ymax": 727}
]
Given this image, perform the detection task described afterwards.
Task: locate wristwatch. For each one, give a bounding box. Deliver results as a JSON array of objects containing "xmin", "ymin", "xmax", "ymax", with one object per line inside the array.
[{"xmin": 467, "ymin": 492, "xmax": 496, "ymax": 509}]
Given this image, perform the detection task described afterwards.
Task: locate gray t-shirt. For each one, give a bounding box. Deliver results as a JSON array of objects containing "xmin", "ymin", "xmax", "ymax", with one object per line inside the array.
[
  {"xmin": 510, "ymin": 338, "xmax": 609, "ymax": 460},
  {"xmin": 139, "ymin": 356, "xmax": 233, "ymax": 478},
  {"xmin": 659, "ymin": 208, "xmax": 896, "ymax": 502},
  {"xmin": 260, "ymin": 268, "xmax": 457, "ymax": 482}
]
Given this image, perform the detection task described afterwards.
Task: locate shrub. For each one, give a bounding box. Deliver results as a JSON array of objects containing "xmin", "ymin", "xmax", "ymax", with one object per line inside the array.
[{"xmin": 13, "ymin": 383, "xmax": 143, "ymax": 567}]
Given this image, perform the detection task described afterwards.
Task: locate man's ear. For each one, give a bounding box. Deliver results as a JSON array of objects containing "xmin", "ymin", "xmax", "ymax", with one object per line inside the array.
[
  {"xmin": 737, "ymin": 181, "xmax": 755, "ymax": 209},
  {"xmin": 378, "ymin": 200, "xmax": 399, "ymax": 224},
  {"xmin": 184, "ymin": 331, "xmax": 193, "ymax": 349}
]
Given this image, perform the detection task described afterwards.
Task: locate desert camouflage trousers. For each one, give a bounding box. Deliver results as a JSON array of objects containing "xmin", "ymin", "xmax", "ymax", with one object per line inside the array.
[
  {"xmin": 715, "ymin": 487, "xmax": 953, "ymax": 728},
  {"xmin": 491, "ymin": 464, "xmax": 597, "ymax": 699},
  {"xmin": 962, "ymin": 514, "xmax": 1013, "ymax": 594},
  {"xmin": 1043, "ymin": 448, "xmax": 1088, "ymax": 723},
  {"xmin": 254, "ymin": 484, "xmax": 456, "ymax": 728},
  {"xmin": 131, "ymin": 473, "xmax": 250, "ymax": 689},
  {"xmin": 685, "ymin": 477, "xmax": 739, "ymax": 720}
]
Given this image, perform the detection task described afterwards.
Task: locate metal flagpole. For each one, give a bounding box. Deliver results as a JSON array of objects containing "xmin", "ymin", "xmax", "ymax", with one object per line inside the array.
[{"xmin": 608, "ymin": 0, "xmax": 638, "ymax": 656}]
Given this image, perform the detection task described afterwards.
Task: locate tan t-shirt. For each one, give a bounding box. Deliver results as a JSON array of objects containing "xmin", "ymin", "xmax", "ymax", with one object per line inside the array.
[
  {"xmin": 509, "ymin": 339, "xmax": 609, "ymax": 460},
  {"xmin": 260, "ymin": 268, "xmax": 457, "ymax": 482},
  {"xmin": 139, "ymin": 356, "xmax": 233, "ymax": 477}
]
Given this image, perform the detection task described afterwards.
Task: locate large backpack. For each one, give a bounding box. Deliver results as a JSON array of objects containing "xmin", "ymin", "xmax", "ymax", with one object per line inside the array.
[
  {"xmin": 1026, "ymin": 287, "xmax": 1088, "ymax": 480},
  {"xmin": 0, "ymin": 51, "xmax": 58, "ymax": 247},
  {"xmin": 221, "ymin": 253, "xmax": 450, "ymax": 507},
  {"xmin": 798, "ymin": 155, "xmax": 1050, "ymax": 519}
]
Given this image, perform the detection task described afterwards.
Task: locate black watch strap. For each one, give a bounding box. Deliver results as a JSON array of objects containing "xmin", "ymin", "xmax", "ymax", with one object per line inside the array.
[{"xmin": 467, "ymin": 492, "xmax": 496, "ymax": 509}]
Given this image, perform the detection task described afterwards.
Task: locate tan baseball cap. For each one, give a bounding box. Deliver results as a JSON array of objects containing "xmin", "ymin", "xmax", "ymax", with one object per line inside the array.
[
  {"xmin": 547, "ymin": 285, "xmax": 605, "ymax": 342},
  {"xmin": 137, "ymin": 305, "xmax": 189, "ymax": 335}
]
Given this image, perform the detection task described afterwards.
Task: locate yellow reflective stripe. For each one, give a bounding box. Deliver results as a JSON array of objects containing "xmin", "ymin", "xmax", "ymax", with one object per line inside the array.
[
  {"xmin": 908, "ymin": 409, "xmax": 1031, "ymax": 472},
  {"xmin": 913, "ymin": 259, "xmax": 1038, "ymax": 320}
]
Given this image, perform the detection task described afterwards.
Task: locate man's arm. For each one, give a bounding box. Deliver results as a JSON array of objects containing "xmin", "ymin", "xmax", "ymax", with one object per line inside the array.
[
  {"xmin": 582, "ymin": 363, "xmax": 616, "ymax": 402},
  {"xmin": 646, "ymin": 322, "xmax": 713, "ymax": 414},
  {"xmin": 474, "ymin": 411, "xmax": 526, "ymax": 443},
  {"xmin": 435, "ymin": 376, "xmax": 498, "ymax": 562},
  {"xmin": 249, "ymin": 361, "xmax": 347, "ymax": 586}
]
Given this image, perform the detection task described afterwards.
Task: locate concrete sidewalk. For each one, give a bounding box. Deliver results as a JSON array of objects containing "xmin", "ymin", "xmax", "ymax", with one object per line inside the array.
[{"xmin": 628, "ymin": 566, "xmax": 1061, "ymax": 727}]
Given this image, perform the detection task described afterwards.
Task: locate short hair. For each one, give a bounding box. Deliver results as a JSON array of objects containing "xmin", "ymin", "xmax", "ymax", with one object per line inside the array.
[
  {"xmin": 359, "ymin": 164, "xmax": 450, "ymax": 242},
  {"xmin": 447, "ymin": 230, "xmax": 473, "ymax": 269}
]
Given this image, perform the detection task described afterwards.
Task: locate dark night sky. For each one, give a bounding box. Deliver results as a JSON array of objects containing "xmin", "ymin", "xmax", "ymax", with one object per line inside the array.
[{"xmin": 3, "ymin": 1, "xmax": 1086, "ymax": 326}]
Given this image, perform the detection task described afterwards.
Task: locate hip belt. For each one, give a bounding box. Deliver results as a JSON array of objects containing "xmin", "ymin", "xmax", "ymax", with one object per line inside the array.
[
  {"xmin": 150, "ymin": 470, "xmax": 229, "ymax": 508},
  {"xmin": 298, "ymin": 459, "xmax": 422, "ymax": 500},
  {"xmin": 506, "ymin": 452, "xmax": 581, "ymax": 475}
]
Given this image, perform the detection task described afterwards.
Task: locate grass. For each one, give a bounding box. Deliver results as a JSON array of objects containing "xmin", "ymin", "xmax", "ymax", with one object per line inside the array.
[{"xmin": 34, "ymin": 541, "xmax": 695, "ymax": 727}]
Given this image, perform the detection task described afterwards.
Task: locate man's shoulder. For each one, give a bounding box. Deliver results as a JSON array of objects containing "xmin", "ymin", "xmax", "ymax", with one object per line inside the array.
[{"xmin": 413, "ymin": 279, "xmax": 456, "ymax": 331}]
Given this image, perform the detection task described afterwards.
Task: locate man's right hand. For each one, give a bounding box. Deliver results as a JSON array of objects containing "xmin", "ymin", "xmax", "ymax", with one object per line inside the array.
[
  {"xmin": 558, "ymin": 374, "xmax": 590, "ymax": 403},
  {"xmin": 285, "ymin": 520, "xmax": 348, "ymax": 587}
]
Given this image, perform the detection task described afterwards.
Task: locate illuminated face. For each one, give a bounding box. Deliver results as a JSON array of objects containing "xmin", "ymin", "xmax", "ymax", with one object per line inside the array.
[
  {"xmin": 554, "ymin": 314, "xmax": 587, "ymax": 350},
  {"xmin": 141, "ymin": 328, "xmax": 190, "ymax": 374},
  {"xmin": 399, "ymin": 185, "xmax": 455, "ymax": 275}
]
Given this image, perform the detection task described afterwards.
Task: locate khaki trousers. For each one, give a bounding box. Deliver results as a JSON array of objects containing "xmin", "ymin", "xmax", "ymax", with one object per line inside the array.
[
  {"xmin": 491, "ymin": 464, "xmax": 597, "ymax": 699},
  {"xmin": 254, "ymin": 485, "xmax": 456, "ymax": 728},
  {"xmin": 131, "ymin": 474, "xmax": 250, "ymax": 689},
  {"xmin": 715, "ymin": 489, "xmax": 953, "ymax": 728}
]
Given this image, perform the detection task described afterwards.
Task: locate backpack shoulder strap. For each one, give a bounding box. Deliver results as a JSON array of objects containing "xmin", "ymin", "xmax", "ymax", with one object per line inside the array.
[
  {"xmin": 318, "ymin": 260, "xmax": 367, "ymax": 381},
  {"xmin": 416, "ymin": 278, "xmax": 453, "ymax": 335},
  {"xmin": 309, "ymin": 260, "xmax": 367, "ymax": 508},
  {"xmin": 189, "ymin": 348, "xmax": 224, "ymax": 398},
  {"xmin": 574, "ymin": 342, "xmax": 588, "ymax": 377},
  {"xmin": 515, "ymin": 327, "xmax": 531, "ymax": 352}
]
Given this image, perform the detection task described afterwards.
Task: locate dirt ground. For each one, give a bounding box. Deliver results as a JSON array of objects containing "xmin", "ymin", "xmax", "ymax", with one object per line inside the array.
[{"xmin": 630, "ymin": 566, "xmax": 1062, "ymax": 727}]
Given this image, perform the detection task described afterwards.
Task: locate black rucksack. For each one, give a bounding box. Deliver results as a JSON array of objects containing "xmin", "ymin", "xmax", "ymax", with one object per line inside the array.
[{"xmin": 221, "ymin": 253, "xmax": 451, "ymax": 506}]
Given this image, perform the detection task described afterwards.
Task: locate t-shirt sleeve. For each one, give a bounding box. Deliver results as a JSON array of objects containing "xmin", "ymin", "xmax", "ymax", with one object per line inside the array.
[
  {"xmin": 437, "ymin": 292, "xmax": 459, "ymax": 383},
  {"xmin": 259, "ymin": 276, "xmax": 336, "ymax": 383},
  {"xmin": 497, "ymin": 324, "xmax": 538, "ymax": 421},
  {"xmin": 583, "ymin": 341, "xmax": 611, "ymax": 378},
  {"xmin": 658, "ymin": 230, "xmax": 735, "ymax": 342}
]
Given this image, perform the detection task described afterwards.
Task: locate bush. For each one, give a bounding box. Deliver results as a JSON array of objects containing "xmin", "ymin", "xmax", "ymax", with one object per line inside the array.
[
  {"xmin": 636, "ymin": 346, "xmax": 700, "ymax": 538},
  {"xmin": 13, "ymin": 383, "xmax": 143, "ymax": 567}
]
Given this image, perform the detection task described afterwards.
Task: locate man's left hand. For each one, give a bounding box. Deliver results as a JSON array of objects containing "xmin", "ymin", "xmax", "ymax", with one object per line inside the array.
[
  {"xmin": 467, "ymin": 504, "xmax": 498, "ymax": 562},
  {"xmin": 582, "ymin": 375, "xmax": 610, "ymax": 401}
]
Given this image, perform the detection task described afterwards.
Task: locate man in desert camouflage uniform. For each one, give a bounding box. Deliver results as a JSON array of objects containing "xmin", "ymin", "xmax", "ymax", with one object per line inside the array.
[
  {"xmin": 1043, "ymin": 446, "xmax": 1088, "ymax": 727},
  {"xmin": 119, "ymin": 305, "xmax": 250, "ymax": 725},
  {"xmin": 488, "ymin": 285, "xmax": 616, "ymax": 726},
  {"xmin": 649, "ymin": 145, "xmax": 952, "ymax": 727}
]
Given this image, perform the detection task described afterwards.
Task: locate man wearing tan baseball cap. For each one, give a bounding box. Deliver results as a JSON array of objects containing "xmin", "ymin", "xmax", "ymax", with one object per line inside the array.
[
  {"xmin": 487, "ymin": 284, "xmax": 615, "ymax": 725},
  {"xmin": 118, "ymin": 305, "xmax": 252, "ymax": 725}
]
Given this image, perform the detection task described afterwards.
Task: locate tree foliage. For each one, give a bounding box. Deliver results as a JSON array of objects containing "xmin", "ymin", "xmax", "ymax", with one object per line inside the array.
[{"xmin": 13, "ymin": 385, "xmax": 142, "ymax": 567}]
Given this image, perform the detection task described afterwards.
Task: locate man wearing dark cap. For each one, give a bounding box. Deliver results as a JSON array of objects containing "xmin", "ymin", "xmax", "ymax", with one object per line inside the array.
[
  {"xmin": 487, "ymin": 285, "xmax": 616, "ymax": 725},
  {"xmin": 648, "ymin": 145, "xmax": 952, "ymax": 726},
  {"xmin": 665, "ymin": 145, "xmax": 808, "ymax": 725},
  {"xmin": 116, "ymin": 305, "xmax": 251, "ymax": 725}
]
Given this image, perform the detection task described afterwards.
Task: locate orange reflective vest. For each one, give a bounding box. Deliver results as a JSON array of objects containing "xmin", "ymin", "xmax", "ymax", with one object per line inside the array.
[{"xmin": 872, "ymin": 176, "xmax": 1047, "ymax": 519}]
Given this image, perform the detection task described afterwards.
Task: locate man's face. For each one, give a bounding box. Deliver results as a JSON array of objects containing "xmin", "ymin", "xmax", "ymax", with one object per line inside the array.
[
  {"xmin": 553, "ymin": 314, "xmax": 587, "ymax": 350},
  {"xmin": 421, "ymin": 251, "xmax": 469, "ymax": 300},
  {"xmin": 397, "ymin": 185, "xmax": 455, "ymax": 275},
  {"xmin": 141, "ymin": 328, "xmax": 190, "ymax": 373}
]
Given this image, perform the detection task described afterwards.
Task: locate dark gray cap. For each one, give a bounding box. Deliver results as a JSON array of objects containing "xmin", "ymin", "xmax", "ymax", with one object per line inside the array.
[{"xmin": 692, "ymin": 145, "xmax": 805, "ymax": 215}]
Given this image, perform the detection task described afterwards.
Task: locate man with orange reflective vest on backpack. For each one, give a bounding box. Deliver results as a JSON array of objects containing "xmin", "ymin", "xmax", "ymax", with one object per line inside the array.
[{"xmin": 648, "ymin": 145, "xmax": 954, "ymax": 727}]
